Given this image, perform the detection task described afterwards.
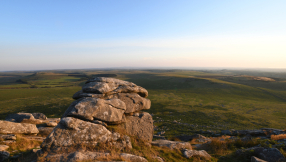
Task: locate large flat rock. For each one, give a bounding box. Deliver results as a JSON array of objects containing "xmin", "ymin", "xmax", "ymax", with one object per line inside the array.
[
  {"xmin": 62, "ymin": 98, "xmax": 126, "ymax": 124},
  {"xmin": 118, "ymin": 112, "xmax": 153, "ymax": 142},
  {"xmin": 82, "ymin": 77, "xmax": 148, "ymax": 97},
  {"xmin": 0, "ymin": 120, "xmax": 39, "ymax": 134},
  {"xmin": 41, "ymin": 117, "xmax": 132, "ymax": 152}
]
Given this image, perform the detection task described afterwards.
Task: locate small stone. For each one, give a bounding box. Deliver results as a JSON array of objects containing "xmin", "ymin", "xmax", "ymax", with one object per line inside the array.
[
  {"xmin": 120, "ymin": 153, "xmax": 148, "ymax": 162},
  {"xmin": 183, "ymin": 149, "xmax": 211, "ymax": 160},
  {"xmin": 45, "ymin": 121, "xmax": 58, "ymax": 127}
]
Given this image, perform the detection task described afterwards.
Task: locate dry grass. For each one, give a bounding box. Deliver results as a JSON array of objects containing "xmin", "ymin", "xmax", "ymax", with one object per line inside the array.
[
  {"xmin": 271, "ymin": 134, "xmax": 286, "ymax": 140},
  {"xmin": 207, "ymin": 138, "xmax": 260, "ymax": 155},
  {"xmin": 2, "ymin": 134, "xmax": 42, "ymax": 153}
]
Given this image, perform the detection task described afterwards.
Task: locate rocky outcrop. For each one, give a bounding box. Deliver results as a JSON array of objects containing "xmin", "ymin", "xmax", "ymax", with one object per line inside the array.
[
  {"xmin": 118, "ymin": 112, "xmax": 153, "ymax": 142},
  {"xmin": 151, "ymin": 140, "xmax": 192, "ymax": 150},
  {"xmin": 182, "ymin": 149, "xmax": 211, "ymax": 160},
  {"xmin": 40, "ymin": 77, "xmax": 153, "ymax": 161},
  {"xmin": 0, "ymin": 120, "xmax": 39, "ymax": 134},
  {"xmin": 41, "ymin": 117, "xmax": 132, "ymax": 152}
]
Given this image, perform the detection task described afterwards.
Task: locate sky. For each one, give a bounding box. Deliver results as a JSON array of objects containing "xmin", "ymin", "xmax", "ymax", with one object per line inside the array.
[{"xmin": 0, "ymin": 0, "xmax": 286, "ymax": 71}]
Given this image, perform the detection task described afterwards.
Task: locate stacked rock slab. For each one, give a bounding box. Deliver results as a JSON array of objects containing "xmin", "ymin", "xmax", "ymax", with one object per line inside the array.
[{"xmin": 41, "ymin": 77, "xmax": 153, "ymax": 158}]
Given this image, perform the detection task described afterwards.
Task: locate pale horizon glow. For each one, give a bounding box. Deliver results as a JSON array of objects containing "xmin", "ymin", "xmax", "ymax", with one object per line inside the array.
[{"xmin": 1, "ymin": 1, "xmax": 286, "ymax": 71}]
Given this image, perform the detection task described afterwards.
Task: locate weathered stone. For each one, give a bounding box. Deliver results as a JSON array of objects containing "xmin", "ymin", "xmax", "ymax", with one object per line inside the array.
[
  {"xmin": 151, "ymin": 140, "xmax": 192, "ymax": 150},
  {"xmin": 0, "ymin": 145, "xmax": 9, "ymax": 151},
  {"xmin": 62, "ymin": 98, "xmax": 126, "ymax": 124},
  {"xmin": 0, "ymin": 120, "xmax": 39, "ymax": 134},
  {"xmin": 44, "ymin": 151, "xmax": 110, "ymax": 162},
  {"xmin": 236, "ymin": 147, "xmax": 286, "ymax": 162},
  {"xmin": 118, "ymin": 112, "xmax": 153, "ymax": 142},
  {"xmin": 38, "ymin": 127, "xmax": 54, "ymax": 136},
  {"xmin": 82, "ymin": 77, "xmax": 148, "ymax": 97},
  {"xmin": 45, "ymin": 121, "xmax": 58, "ymax": 127},
  {"xmin": 41, "ymin": 117, "xmax": 131, "ymax": 152},
  {"xmin": 0, "ymin": 151, "xmax": 9, "ymax": 161},
  {"xmin": 0, "ymin": 134, "xmax": 16, "ymax": 140},
  {"xmin": 251, "ymin": 156, "xmax": 268, "ymax": 162},
  {"xmin": 120, "ymin": 153, "xmax": 148, "ymax": 162},
  {"xmin": 32, "ymin": 113, "xmax": 47, "ymax": 120},
  {"xmin": 182, "ymin": 149, "xmax": 211, "ymax": 160},
  {"xmin": 74, "ymin": 93, "xmax": 151, "ymax": 114},
  {"xmin": 109, "ymin": 93, "xmax": 151, "ymax": 114},
  {"xmin": 72, "ymin": 90, "xmax": 106, "ymax": 100}
]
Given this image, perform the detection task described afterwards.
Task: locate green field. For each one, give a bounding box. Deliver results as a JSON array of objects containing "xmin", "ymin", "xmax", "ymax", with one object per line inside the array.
[{"xmin": 0, "ymin": 69, "xmax": 286, "ymax": 138}]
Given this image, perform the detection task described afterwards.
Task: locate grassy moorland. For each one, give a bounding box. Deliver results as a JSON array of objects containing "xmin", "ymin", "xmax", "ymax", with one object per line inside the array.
[
  {"xmin": 1, "ymin": 70, "xmax": 286, "ymax": 135},
  {"xmin": 1, "ymin": 69, "xmax": 286, "ymax": 161}
]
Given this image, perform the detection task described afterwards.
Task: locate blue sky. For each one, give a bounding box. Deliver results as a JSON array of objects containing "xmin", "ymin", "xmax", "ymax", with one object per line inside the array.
[{"xmin": 1, "ymin": 0, "xmax": 286, "ymax": 71}]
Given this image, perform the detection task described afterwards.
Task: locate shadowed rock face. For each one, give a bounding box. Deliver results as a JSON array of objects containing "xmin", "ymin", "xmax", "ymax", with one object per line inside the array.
[
  {"xmin": 0, "ymin": 120, "xmax": 39, "ymax": 134},
  {"xmin": 5, "ymin": 113, "xmax": 48, "ymax": 124},
  {"xmin": 118, "ymin": 112, "xmax": 154, "ymax": 142},
  {"xmin": 6, "ymin": 113, "xmax": 34, "ymax": 122},
  {"xmin": 82, "ymin": 77, "xmax": 148, "ymax": 98},
  {"xmin": 62, "ymin": 98, "xmax": 126, "ymax": 124},
  {"xmin": 41, "ymin": 117, "xmax": 131, "ymax": 152}
]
